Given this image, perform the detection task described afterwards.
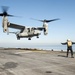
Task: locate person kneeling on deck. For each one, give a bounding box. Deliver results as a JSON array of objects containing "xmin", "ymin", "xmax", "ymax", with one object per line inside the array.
[{"xmin": 61, "ymin": 39, "xmax": 75, "ymax": 58}]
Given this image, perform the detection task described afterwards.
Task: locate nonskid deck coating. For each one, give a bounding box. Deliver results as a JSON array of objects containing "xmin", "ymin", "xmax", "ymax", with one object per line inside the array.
[{"xmin": 0, "ymin": 49, "xmax": 75, "ymax": 75}]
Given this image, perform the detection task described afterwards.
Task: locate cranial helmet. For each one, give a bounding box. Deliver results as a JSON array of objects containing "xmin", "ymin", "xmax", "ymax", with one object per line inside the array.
[{"xmin": 67, "ymin": 39, "xmax": 71, "ymax": 41}]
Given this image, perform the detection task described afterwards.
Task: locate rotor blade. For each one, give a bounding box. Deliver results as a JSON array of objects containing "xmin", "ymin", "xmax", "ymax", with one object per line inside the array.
[
  {"xmin": 0, "ymin": 6, "xmax": 22, "ymax": 17},
  {"xmin": 2, "ymin": 6, "xmax": 9, "ymax": 12},
  {"xmin": 12, "ymin": 15, "xmax": 22, "ymax": 18},
  {"xmin": 7, "ymin": 14, "xmax": 19, "ymax": 17},
  {"xmin": 0, "ymin": 13, "xmax": 4, "ymax": 16},
  {"xmin": 30, "ymin": 18, "xmax": 41, "ymax": 21},
  {"xmin": 31, "ymin": 18, "xmax": 60, "ymax": 23},
  {"xmin": 7, "ymin": 14, "xmax": 22, "ymax": 17},
  {"xmin": 30, "ymin": 18, "xmax": 45, "ymax": 22},
  {"xmin": 44, "ymin": 18, "xmax": 60, "ymax": 23},
  {"xmin": 7, "ymin": 14, "xmax": 14, "ymax": 17}
]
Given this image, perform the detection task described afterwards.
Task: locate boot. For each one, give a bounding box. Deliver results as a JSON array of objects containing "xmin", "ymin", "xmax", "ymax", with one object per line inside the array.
[{"xmin": 71, "ymin": 55, "xmax": 74, "ymax": 58}]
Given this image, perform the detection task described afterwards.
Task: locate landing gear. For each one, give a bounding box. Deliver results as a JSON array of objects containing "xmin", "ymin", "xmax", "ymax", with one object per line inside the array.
[
  {"xmin": 37, "ymin": 36, "xmax": 39, "ymax": 38},
  {"xmin": 17, "ymin": 37, "xmax": 20, "ymax": 40},
  {"xmin": 17, "ymin": 35, "xmax": 20, "ymax": 40},
  {"xmin": 28, "ymin": 38, "xmax": 31, "ymax": 40}
]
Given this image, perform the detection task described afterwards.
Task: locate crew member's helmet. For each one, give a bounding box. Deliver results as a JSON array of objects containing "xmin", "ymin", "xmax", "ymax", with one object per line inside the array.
[{"xmin": 67, "ymin": 39, "xmax": 71, "ymax": 41}]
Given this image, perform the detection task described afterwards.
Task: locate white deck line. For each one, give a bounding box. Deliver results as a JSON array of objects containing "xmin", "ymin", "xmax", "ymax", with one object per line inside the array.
[{"xmin": 15, "ymin": 51, "xmax": 32, "ymax": 54}]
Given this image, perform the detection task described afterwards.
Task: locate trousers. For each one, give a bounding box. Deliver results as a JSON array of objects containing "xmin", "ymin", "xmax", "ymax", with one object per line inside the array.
[{"xmin": 67, "ymin": 46, "xmax": 73, "ymax": 57}]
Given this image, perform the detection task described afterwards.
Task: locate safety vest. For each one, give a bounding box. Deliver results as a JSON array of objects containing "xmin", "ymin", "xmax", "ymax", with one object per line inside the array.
[{"xmin": 67, "ymin": 41, "xmax": 72, "ymax": 46}]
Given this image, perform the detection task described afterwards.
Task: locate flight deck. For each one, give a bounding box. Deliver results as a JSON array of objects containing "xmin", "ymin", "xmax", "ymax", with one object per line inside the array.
[{"xmin": 0, "ymin": 49, "xmax": 75, "ymax": 75}]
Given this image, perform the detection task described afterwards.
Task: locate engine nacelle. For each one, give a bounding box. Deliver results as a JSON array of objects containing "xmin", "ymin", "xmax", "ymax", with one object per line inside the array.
[
  {"xmin": 2, "ymin": 16, "xmax": 9, "ymax": 33},
  {"xmin": 43, "ymin": 22, "xmax": 48, "ymax": 35}
]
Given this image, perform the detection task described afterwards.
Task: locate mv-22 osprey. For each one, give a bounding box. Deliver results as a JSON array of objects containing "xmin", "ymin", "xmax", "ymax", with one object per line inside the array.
[{"xmin": 0, "ymin": 6, "xmax": 59, "ymax": 40}]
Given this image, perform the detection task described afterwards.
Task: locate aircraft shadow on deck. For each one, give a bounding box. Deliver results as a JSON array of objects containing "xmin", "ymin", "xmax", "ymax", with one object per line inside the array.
[{"xmin": 58, "ymin": 55, "xmax": 67, "ymax": 57}]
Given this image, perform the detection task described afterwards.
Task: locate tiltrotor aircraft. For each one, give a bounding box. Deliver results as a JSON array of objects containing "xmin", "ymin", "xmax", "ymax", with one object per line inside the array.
[{"xmin": 0, "ymin": 6, "xmax": 59, "ymax": 40}]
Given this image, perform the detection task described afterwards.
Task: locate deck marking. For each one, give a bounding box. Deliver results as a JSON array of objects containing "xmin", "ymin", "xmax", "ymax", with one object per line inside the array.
[{"xmin": 15, "ymin": 51, "xmax": 32, "ymax": 54}]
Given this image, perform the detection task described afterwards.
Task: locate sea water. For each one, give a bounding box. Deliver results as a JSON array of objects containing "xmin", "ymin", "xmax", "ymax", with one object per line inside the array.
[
  {"xmin": 0, "ymin": 44, "xmax": 75, "ymax": 52},
  {"xmin": 24, "ymin": 44, "xmax": 75, "ymax": 51}
]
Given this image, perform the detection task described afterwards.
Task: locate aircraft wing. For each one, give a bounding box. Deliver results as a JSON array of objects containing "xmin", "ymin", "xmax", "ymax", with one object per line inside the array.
[
  {"xmin": 36, "ymin": 27, "xmax": 44, "ymax": 31},
  {"xmin": 8, "ymin": 23, "xmax": 25, "ymax": 32},
  {"xmin": 32, "ymin": 27, "xmax": 44, "ymax": 31},
  {"xmin": 8, "ymin": 23, "xmax": 25, "ymax": 29}
]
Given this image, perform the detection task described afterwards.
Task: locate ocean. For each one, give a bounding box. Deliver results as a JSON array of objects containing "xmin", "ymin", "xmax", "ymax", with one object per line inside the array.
[
  {"xmin": 0, "ymin": 44, "xmax": 75, "ymax": 52},
  {"xmin": 23, "ymin": 44, "xmax": 75, "ymax": 51}
]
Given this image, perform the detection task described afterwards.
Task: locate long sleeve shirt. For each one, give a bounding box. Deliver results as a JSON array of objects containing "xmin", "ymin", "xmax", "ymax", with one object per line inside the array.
[{"xmin": 61, "ymin": 41, "xmax": 75, "ymax": 47}]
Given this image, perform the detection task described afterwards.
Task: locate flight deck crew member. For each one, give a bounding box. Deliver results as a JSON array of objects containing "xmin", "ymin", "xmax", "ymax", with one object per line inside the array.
[{"xmin": 61, "ymin": 39, "xmax": 75, "ymax": 58}]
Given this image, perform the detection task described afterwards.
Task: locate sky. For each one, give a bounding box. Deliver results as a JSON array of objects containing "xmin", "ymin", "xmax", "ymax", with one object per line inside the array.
[{"xmin": 0, "ymin": 0, "xmax": 75, "ymax": 47}]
